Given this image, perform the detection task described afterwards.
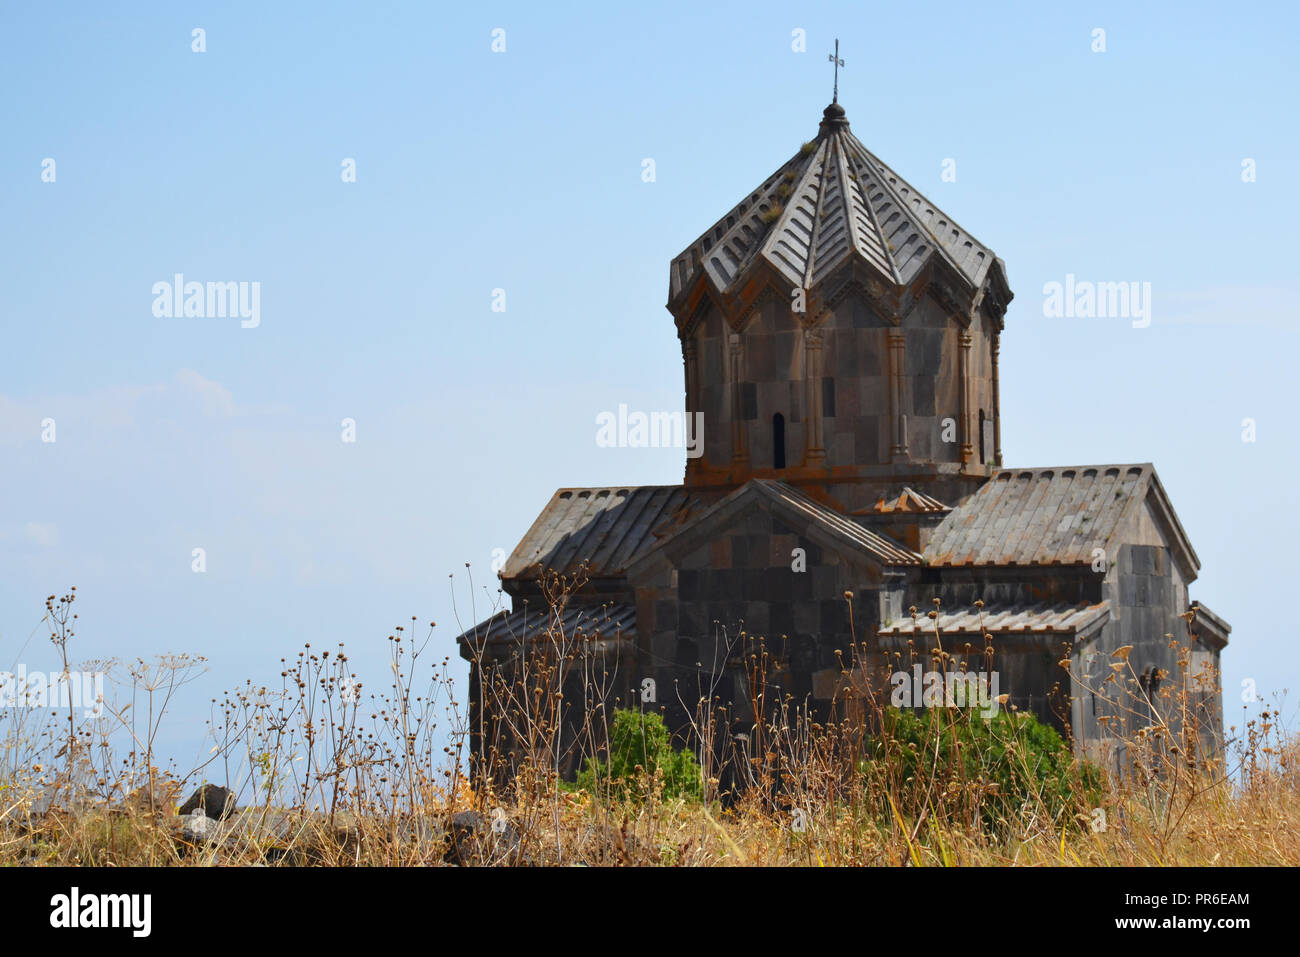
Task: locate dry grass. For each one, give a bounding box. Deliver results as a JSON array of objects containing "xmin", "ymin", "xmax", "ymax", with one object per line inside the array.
[{"xmin": 0, "ymin": 584, "xmax": 1293, "ymax": 866}]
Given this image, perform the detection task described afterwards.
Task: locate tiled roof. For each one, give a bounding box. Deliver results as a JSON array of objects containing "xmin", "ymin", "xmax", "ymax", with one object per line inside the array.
[
  {"xmin": 878, "ymin": 602, "xmax": 1110, "ymax": 638},
  {"xmin": 455, "ymin": 602, "xmax": 635, "ymax": 651},
  {"xmin": 670, "ymin": 102, "xmax": 1006, "ymax": 304},
  {"xmin": 925, "ymin": 465, "xmax": 1154, "ymax": 567},
  {"xmin": 501, "ymin": 486, "xmax": 698, "ymax": 580}
]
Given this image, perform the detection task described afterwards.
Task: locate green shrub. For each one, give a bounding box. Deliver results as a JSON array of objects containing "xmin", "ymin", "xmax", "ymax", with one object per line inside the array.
[
  {"xmin": 867, "ymin": 707, "xmax": 1104, "ymax": 835},
  {"xmin": 575, "ymin": 709, "xmax": 702, "ymax": 802}
]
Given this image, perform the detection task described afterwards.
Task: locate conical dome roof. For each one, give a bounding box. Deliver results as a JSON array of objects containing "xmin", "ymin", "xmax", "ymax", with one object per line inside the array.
[{"xmin": 669, "ymin": 103, "xmax": 1008, "ymax": 310}]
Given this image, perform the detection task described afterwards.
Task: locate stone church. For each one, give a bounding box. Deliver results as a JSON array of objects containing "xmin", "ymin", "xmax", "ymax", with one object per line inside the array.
[{"xmin": 457, "ymin": 100, "xmax": 1229, "ymax": 779}]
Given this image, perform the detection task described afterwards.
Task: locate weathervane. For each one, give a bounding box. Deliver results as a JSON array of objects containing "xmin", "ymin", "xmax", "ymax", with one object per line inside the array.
[{"xmin": 828, "ymin": 38, "xmax": 844, "ymax": 104}]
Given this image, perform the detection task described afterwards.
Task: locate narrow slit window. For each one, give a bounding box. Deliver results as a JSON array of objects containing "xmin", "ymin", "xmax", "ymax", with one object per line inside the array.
[{"xmin": 773, "ymin": 413, "xmax": 786, "ymax": 470}]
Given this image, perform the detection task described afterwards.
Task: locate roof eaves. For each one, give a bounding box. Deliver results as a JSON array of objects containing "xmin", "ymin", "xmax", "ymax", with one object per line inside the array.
[
  {"xmin": 1188, "ymin": 600, "xmax": 1230, "ymax": 650},
  {"xmin": 1142, "ymin": 467, "xmax": 1201, "ymax": 579}
]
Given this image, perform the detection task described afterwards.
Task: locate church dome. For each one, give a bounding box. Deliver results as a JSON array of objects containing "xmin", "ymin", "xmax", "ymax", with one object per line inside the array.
[{"xmin": 668, "ymin": 102, "xmax": 1009, "ymax": 311}]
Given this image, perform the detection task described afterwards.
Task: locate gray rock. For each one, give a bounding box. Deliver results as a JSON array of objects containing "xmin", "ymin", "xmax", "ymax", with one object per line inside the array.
[
  {"xmin": 178, "ymin": 784, "xmax": 237, "ymax": 821},
  {"xmin": 180, "ymin": 810, "xmax": 215, "ymax": 844}
]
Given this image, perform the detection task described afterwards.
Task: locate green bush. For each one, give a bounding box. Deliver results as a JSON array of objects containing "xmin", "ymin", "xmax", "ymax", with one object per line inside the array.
[
  {"xmin": 867, "ymin": 707, "xmax": 1104, "ymax": 834},
  {"xmin": 575, "ymin": 709, "xmax": 702, "ymax": 802}
]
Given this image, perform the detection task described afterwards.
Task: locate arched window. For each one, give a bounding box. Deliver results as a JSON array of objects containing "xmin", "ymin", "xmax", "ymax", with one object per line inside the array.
[{"xmin": 773, "ymin": 413, "xmax": 786, "ymax": 470}]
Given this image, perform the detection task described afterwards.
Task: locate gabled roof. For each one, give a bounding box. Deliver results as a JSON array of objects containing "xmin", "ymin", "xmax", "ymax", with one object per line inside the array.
[
  {"xmin": 762, "ymin": 481, "xmax": 924, "ymax": 565},
  {"xmin": 501, "ymin": 467, "xmax": 1203, "ymax": 587},
  {"xmin": 500, "ymin": 486, "xmax": 699, "ymax": 581},
  {"xmin": 924, "ymin": 464, "xmax": 1200, "ymax": 579},
  {"xmin": 625, "ymin": 479, "xmax": 923, "ymax": 577},
  {"xmin": 669, "ymin": 102, "xmax": 1008, "ymax": 307}
]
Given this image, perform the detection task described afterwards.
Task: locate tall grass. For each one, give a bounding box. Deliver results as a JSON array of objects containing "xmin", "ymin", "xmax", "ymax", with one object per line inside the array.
[{"xmin": 0, "ymin": 583, "xmax": 1292, "ymax": 866}]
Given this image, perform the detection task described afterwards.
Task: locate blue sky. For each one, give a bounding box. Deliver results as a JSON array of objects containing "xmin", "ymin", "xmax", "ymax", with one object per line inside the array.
[{"xmin": 1, "ymin": 1, "xmax": 1296, "ymax": 767}]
